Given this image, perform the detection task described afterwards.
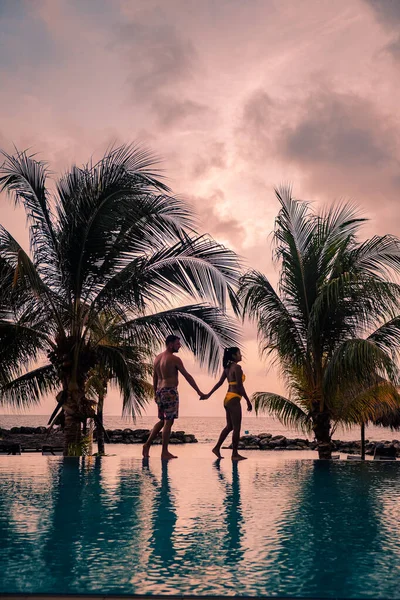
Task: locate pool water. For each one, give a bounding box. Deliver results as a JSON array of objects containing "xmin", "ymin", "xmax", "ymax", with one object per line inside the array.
[{"xmin": 1, "ymin": 452, "xmax": 400, "ymax": 598}]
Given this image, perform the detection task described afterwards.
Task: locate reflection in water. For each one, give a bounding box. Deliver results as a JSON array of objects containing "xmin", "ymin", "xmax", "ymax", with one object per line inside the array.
[
  {"xmin": 2, "ymin": 457, "xmax": 400, "ymax": 597},
  {"xmin": 42, "ymin": 457, "xmax": 146, "ymax": 594},
  {"xmin": 143, "ymin": 459, "xmax": 177, "ymax": 574},
  {"xmin": 273, "ymin": 461, "xmax": 400, "ymax": 598},
  {"xmin": 214, "ymin": 460, "xmax": 244, "ymax": 565}
]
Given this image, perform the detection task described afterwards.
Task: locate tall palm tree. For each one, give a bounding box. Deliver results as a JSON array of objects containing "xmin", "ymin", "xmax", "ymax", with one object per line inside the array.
[
  {"xmin": 240, "ymin": 187, "xmax": 400, "ymax": 459},
  {"xmin": 0, "ymin": 144, "xmax": 241, "ymax": 455}
]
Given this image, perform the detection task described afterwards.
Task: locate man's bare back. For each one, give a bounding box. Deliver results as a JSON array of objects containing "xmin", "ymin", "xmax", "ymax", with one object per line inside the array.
[{"xmin": 154, "ymin": 351, "xmax": 180, "ymax": 389}]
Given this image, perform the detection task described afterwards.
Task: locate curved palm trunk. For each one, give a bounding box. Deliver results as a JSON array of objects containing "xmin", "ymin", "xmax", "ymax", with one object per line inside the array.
[
  {"xmin": 96, "ymin": 391, "xmax": 105, "ymax": 455},
  {"xmin": 313, "ymin": 410, "xmax": 332, "ymax": 459}
]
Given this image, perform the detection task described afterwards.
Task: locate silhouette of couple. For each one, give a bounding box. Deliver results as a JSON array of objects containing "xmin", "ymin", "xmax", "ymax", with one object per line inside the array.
[{"xmin": 143, "ymin": 335, "xmax": 252, "ymax": 461}]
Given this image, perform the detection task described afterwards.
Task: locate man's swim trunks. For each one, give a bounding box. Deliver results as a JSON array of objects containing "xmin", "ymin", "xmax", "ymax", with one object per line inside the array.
[{"xmin": 156, "ymin": 387, "xmax": 179, "ymax": 420}]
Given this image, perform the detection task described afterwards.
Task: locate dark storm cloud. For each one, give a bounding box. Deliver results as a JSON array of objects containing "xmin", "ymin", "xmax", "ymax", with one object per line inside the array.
[
  {"xmin": 280, "ymin": 90, "xmax": 395, "ymax": 168},
  {"xmin": 239, "ymin": 86, "xmax": 399, "ymax": 171}
]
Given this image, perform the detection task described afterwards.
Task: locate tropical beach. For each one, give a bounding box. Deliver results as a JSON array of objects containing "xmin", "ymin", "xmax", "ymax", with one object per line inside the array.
[{"xmin": 1, "ymin": 0, "xmax": 400, "ymax": 598}]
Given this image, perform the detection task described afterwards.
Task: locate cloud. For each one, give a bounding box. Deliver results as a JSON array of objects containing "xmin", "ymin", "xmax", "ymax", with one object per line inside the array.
[
  {"xmin": 362, "ymin": 0, "xmax": 400, "ymax": 60},
  {"xmin": 187, "ymin": 189, "xmax": 246, "ymax": 245},
  {"xmin": 237, "ymin": 91, "xmax": 276, "ymax": 161},
  {"xmin": 362, "ymin": 0, "xmax": 400, "ymax": 28},
  {"xmin": 280, "ymin": 89, "xmax": 395, "ymax": 168},
  {"xmin": 191, "ymin": 142, "xmax": 226, "ymax": 178},
  {"xmin": 113, "ymin": 21, "xmax": 198, "ymax": 100},
  {"xmin": 382, "ymin": 35, "xmax": 400, "ymax": 60},
  {"xmin": 152, "ymin": 95, "xmax": 210, "ymax": 129}
]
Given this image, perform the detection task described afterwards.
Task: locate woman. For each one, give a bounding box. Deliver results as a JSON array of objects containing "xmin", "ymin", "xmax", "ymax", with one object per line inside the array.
[{"xmin": 201, "ymin": 347, "xmax": 252, "ymax": 460}]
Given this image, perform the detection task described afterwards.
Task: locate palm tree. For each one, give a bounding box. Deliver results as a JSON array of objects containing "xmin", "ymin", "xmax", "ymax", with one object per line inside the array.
[
  {"xmin": 85, "ymin": 313, "xmax": 153, "ymax": 454},
  {"xmin": 240, "ymin": 187, "xmax": 400, "ymax": 459},
  {"xmin": 0, "ymin": 144, "xmax": 241, "ymax": 455}
]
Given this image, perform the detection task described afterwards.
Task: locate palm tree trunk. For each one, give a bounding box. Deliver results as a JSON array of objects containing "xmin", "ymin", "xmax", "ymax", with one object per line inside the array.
[
  {"xmin": 63, "ymin": 411, "xmax": 82, "ymax": 455},
  {"xmin": 313, "ymin": 410, "xmax": 332, "ymax": 459},
  {"xmin": 361, "ymin": 422, "xmax": 365, "ymax": 460},
  {"xmin": 97, "ymin": 391, "xmax": 105, "ymax": 455},
  {"xmin": 63, "ymin": 388, "xmax": 83, "ymax": 456}
]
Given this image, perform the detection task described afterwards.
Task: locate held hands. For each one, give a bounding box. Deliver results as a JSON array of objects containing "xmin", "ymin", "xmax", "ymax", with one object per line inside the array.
[{"xmin": 199, "ymin": 392, "xmax": 210, "ymax": 401}]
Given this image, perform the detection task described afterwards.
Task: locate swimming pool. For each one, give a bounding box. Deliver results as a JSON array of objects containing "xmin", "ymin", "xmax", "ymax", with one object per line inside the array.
[{"xmin": 1, "ymin": 450, "xmax": 400, "ymax": 598}]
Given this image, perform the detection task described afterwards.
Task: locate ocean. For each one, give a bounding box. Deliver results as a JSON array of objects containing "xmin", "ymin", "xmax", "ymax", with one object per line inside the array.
[{"xmin": 0, "ymin": 414, "xmax": 398, "ymax": 444}]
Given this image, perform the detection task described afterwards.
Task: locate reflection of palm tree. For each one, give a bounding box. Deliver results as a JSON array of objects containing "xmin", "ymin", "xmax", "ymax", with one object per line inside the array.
[
  {"xmin": 0, "ymin": 465, "xmax": 54, "ymax": 593},
  {"xmin": 214, "ymin": 460, "xmax": 244, "ymax": 564},
  {"xmin": 271, "ymin": 461, "xmax": 400, "ymax": 598},
  {"xmin": 42, "ymin": 459, "xmax": 84, "ymax": 591},
  {"xmin": 146, "ymin": 461, "xmax": 177, "ymax": 571},
  {"xmin": 43, "ymin": 457, "xmax": 146, "ymax": 594}
]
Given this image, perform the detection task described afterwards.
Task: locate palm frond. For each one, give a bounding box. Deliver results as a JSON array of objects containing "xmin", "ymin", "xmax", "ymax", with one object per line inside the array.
[
  {"xmin": 239, "ymin": 269, "xmax": 305, "ymax": 364},
  {"xmin": 323, "ymin": 338, "xmax": 400, "ymax": 404},
  {"xmin": 368, "ymin": 316, "xmax": 400, "ymax": 358},
  {"xmin": 91, "ymin": 235, "xmax": 241, "ymax": 319},
  {"xmin": 348, "ymin": 235, "xmax": 400, "ymax": 280},
  {"xmin": 331, "ymin": 379, "xmax": 400, "ymax": 426},
  {"xmin": 0, "ymin": 149, "xmax": 61, "ymax": 284},
  {"xmin": 252, "ymin": 391, "xmax": 312, "ymax": 433},
  {"xmin": 95, "ymin": 344, "xmax": 152, "ymax": 418},
  {"xmin": 56, "ymin": 144, "xmax": 192, "ymax": 300},
  {"xmin": 0, "ymin": 364, "xmax": 59, "ymax": 408},
  {"xmin": 116, "ymin": 304, "xmax": 240, "ymax": 375}
]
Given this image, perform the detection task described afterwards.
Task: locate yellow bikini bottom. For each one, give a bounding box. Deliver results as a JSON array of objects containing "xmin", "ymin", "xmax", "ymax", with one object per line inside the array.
[{"xmin": 224, "ymin": 392, "xmax": 241, "ymax": 407}]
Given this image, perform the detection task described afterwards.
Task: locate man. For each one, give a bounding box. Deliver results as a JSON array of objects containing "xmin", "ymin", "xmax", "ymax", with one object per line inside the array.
[{"xmin": 142, "ymin": 334, "xmax": 204, "ymax": 460}]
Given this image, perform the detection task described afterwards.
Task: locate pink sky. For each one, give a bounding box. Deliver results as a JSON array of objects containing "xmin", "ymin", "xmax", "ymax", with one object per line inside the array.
[{"xmin": 1, "ymin": 0, "xmax": 400, "ymax": 418}]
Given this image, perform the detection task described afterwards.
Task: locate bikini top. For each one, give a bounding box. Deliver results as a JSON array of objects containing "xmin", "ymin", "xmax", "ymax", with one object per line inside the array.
[{"xmin": 228, "ymin": 374, "xmax": 246, "ymax": 385}]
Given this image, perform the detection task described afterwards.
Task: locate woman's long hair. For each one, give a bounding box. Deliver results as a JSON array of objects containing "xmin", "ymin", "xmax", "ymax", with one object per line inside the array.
[{"xmin": 223, "ymin": 347, "xmax": 240, "ymax": 369}]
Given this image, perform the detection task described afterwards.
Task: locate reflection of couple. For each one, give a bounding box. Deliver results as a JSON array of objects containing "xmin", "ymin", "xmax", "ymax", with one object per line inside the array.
[
  {"xmin": 143, "ymin": 458, "xmax": 244, "ymax": 572},
  {"xmin": 143, "ymin": 336, "xmax": 252, "ymax": 461}
]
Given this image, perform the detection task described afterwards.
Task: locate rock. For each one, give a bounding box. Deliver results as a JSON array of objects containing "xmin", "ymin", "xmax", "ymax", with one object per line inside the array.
[
  {"xmin": 244, "ymin": 444, "xmax": 260, "ymax": 449},
  {"xmin": 259, "ymin": 438, "xmax": 271, "ymax": 448},
  {"xmin": 35, "ymin": 427, "xmax": 47, "ymax": 434},
  {"xmin": 274, "ymin": 438, "xmax": 287, "ymax": 447},
  {"xmin": 123, "ymin": 428, "xmax": 134, "ymax": 436},
  {"xmin": 241, "ymin": 435, "xmax": 257, "ymax": 443},
  {"xmin": 184, "ymin": 435, "xmax": 197, "ymax": 443},
  {"xmin": 132, "ymin": 429, "xmax": 150, "ymax": 437},
  {"xmin": 271, "ymin": 435, "xmax": 286, "ymax": 442},
  {"xmin": 296, "ymin": 440, "xmax": 308, "ymax": 448},
  {"xmin": 286, "ymin": 445, "xmax": 300, "ymax": 450},
  {"xmin": 169, "ymin": 438, "xmax": 183, "ymax": 444},
  {"xmin": 258, "ymin": 433, "xmax": 272, "ymax": 439}
]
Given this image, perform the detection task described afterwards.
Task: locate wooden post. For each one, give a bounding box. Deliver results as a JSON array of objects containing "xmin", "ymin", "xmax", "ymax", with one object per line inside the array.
[{"xmin": 361, "ymin": 422, "xmax": 365, "ymax": 460}]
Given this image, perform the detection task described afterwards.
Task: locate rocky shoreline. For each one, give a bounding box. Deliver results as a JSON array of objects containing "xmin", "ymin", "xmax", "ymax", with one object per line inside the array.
[
  {"xmin": 1, "ymin": 427, "xmax": 400, "ymax": 456},
  {"xmin": 0, "ymin": 426, "xmax": 198, "ymax": 449},
  {"xmin": 230, "ymin": 433, "xmax": 400, "ymax": 456}
]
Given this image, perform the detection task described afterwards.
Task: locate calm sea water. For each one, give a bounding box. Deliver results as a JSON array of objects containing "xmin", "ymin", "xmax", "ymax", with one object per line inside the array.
[
  {"xmin": 1, "ymin": 453, "xmax": 400, "ymax": 597},
  {"xmin": 1, "ymin": 414, "xmax": 397, "ymax": 444}
]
